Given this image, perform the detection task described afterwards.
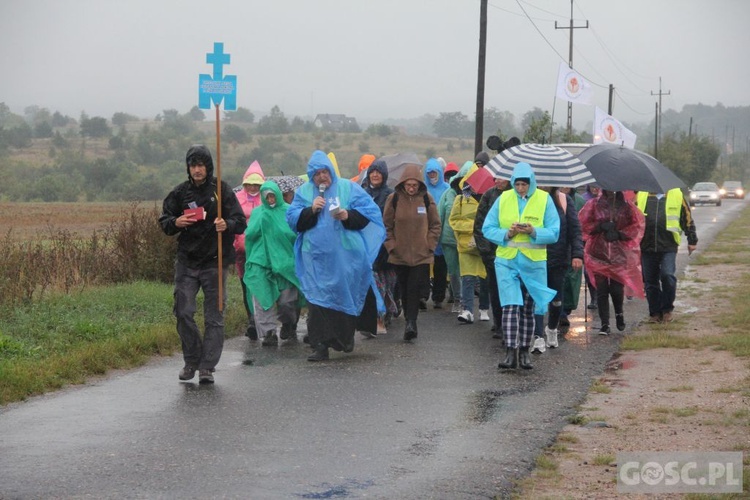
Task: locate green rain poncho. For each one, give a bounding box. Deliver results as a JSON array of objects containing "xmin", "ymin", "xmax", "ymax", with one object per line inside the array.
[{"xmin": 243, "ymin": 180, "xmax": 301, "ymax": 311}]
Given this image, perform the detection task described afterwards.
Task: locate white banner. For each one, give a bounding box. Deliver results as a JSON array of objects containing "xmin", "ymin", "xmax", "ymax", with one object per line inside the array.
[
  {"xmin": 593, "ymin": 107, "xmax": 637, "ymax": 149},
  {"xmin": 556, "ymin": 61, "xmax": 593, "ymax": 105}
]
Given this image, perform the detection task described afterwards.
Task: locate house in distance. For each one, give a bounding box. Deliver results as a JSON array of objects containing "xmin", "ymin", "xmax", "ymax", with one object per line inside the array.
[{"xmin": 314, "ymin": 113, "xmax": 360, "ymax": 133}]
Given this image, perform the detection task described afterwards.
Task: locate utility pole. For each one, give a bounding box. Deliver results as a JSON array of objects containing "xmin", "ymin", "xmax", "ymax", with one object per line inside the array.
[
  {"xmin": 555, "ymin": 0, "xmax": 588, "ymax": 137},
  {"xmin": 474, "ymin": 0, "xmax": 488, "ymax": 156},
  {"xmin": 650, "ymin": 76, "xmax": 670, "ymax": 147},
  {"xmin": 607, "ymin": 84, "xmax": 614, "ymax": 115},
  {"xmin": 654, "ymin": 102, "xmax": 659, "ymax": 160}
]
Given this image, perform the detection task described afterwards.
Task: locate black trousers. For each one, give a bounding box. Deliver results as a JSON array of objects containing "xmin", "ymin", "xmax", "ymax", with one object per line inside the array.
[
  {"xmin": 594, "ymin": 274, "xmax": 624, "ymax": 326},
  {"xmin": 395, "ymin": 264, "xmax": 430, "ymax": 322}
]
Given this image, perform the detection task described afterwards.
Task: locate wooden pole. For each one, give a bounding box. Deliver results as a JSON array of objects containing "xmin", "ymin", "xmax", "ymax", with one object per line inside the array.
[{"xmin": 215, "ymin": 104, "xmax": 223, "ymax": 311}]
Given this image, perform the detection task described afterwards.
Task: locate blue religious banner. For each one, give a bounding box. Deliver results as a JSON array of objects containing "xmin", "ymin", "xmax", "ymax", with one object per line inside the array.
[{"xmin": 198, "ymin": 42, "xmax": 237, "ymax": 110}]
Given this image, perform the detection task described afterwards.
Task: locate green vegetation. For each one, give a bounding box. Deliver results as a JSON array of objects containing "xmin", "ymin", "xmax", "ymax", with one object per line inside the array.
[{"xmin": 0, "ymin": 279, "xmax": 245, "ymax": 405}]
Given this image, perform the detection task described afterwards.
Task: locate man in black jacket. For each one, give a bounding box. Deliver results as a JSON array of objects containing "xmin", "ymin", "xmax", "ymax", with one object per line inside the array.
[
  {"xmin": 636, "ymin": 189, "xmax": 697, "ymax": 323},
  {"xmin": 159, "ymin": 145, "xmax": 247, "ymax": 384}
]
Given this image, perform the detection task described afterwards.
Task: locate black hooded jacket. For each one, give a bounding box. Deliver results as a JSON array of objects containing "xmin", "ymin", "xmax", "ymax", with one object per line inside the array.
[{"xmin": 159, "ymin": 145, "xmax": 247, "ymax": 269}]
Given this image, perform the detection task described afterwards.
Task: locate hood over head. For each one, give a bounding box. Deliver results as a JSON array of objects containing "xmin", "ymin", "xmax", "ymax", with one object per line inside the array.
[
  {"xmin": 306, "ymin": 150, "xmax": 338, "ymax": 183},
  {"xmin": 510, "ymin": 162, "xmax": 537, "ymax": 197},
  {"xmin": 474, "ymin": 151, "xmax": 490, "ymax": 166},
  {"xmin": 395, "ymin": 163, "xmax": 426, "ymax": 192},
  {"xmin": 259, "ymin": 179, "xmax": 285, "ymax": 209},
  {"xmin": 365, "ymin": 159, "xmax": 389, "ymax": 186},
  {"xmin": 185, "ymin": 144, "xmax": 214, "ymax": 183},
  {"xmin": 242, "ymin": 160, "xmax": 265, "ymax": 185}
]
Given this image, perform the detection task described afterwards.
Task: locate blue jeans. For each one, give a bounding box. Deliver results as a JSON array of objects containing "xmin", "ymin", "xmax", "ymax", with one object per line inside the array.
[
  {"xmin": 642, "ymin": 251, "xmax": 677, "ymax": 316},
  {"xmin": 460, "ymin": 275, "xmax": 489, "ymax": 313}
]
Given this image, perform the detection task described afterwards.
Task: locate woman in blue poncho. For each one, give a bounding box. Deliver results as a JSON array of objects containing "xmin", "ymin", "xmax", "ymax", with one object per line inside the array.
[{"xmin": 287, "ymin": 151, "xmax": 385, "ymax": 361}]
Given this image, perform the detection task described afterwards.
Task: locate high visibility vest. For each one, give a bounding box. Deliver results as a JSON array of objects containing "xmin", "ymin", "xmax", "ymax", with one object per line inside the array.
[
  {"xmin": 496, "ymin": 189, "xmax": 548, "ymax": 261},
  {"xmin": 636, "ymin": 189, "xmax": 682, "ymax": 245}
]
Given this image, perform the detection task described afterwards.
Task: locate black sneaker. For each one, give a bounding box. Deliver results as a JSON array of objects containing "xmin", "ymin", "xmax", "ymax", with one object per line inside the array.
[
  {"xmin": 245, "ymin": 325, "xmax": 258, "ymax": 340},
  {"xmin": 598, "ymin": 324, "xmax": 610, "ymax": 335},
  {"xmin": 615, "ymin": 314, "xmax": 626, "ymax": 331},
  {"xmin": 179, "ymin": 365, "xmax": 196, "ymax": 381},
  {"xmin": 198, "ymin": 369, "xmax": 214, "ymax": 384}
]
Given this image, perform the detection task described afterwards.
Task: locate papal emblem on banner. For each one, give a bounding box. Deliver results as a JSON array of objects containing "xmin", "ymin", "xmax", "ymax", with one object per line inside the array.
[{"xmin": 556, "ymin": 61, "xmax": 593, "ymax": 105}]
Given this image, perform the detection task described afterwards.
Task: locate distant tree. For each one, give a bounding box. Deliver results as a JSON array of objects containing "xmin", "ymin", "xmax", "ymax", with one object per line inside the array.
[
  {"xmin": 34, "ymin": 121, "xmax": 53, "ymax": 138},
  {"xmin": 51, "ymin": 111, "xmax": 71, "ymax": 128},
  {"xmin": 187, "ymin": 106, "xmax": 205, "ymax": 122},
  {"xmin": 257, "ymin": 105, "xmax": 289, "ymax": 134},
  {"xmin": 112, "ymin": 112, "xmax": 139, "ymax": 127},
  {"xmin": 109, "ymin": 135, "xmax": 125, "ymax": 150},
  {"xmin": 159, "ymin": 109, "xmax": 195, "ymax": 136},
  {"xmin": 52, "ymin": 130, "xmax": 69, "ymax": 148},
  {"xmin": 520, "ymin": 107, "xmax": 547, "ymax": 134},
  {"xmin": 6, "ymin": 123, "xmax": 33, "ymax": 148},
  {"xmin": 484, "ymin": 107, "xmax": 518, "ymax": 138},
  {"xmin": 224, "ymin": 106, "xmax": 254, "ymax": 123},
  {"xmin": 223, "ymin": 124, "xmax": 249, "ymax": 144},
  {"xmin": 80, "ymin": 116, "xmax": 111, "ymax": 138},
  {"xmin": 366, "ymin": 123, "xmax": 395, "ymax": 137},
  {"xmin": 522, "ymin": 110, "xmax": 552, "ymax": 143},
  {"xmin": 658, "ymin": 133, "xmax": 720, "ymax": 186},
  {"xmin": 433, "ymin": 112, "xmax": 470, "ymax": 138}
]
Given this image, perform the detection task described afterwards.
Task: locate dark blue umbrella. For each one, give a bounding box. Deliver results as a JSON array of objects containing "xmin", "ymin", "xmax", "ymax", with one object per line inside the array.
[{"xmin": 576, "ymin": 144, "xmax": 685, "ymax": 193}]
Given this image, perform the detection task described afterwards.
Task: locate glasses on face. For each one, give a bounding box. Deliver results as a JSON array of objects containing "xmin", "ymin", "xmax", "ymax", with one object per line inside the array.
[{"xmin": 404, "ymin": 182, "xmax": 419, "ymax": 189}]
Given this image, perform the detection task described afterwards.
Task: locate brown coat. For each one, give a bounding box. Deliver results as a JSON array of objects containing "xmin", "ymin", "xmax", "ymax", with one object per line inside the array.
[{"xmin": 383, "ymin": 163, "xmax": 441, "ymax": 266}]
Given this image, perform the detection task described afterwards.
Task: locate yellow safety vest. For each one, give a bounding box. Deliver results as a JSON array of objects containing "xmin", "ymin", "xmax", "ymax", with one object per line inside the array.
[
  {"xmin": 636, "ymin": 189, "xmax": 682, "ymax": 245},
  {"xmin": 496, "ymin": 189, "xmax": 548, "ymax": 261}
]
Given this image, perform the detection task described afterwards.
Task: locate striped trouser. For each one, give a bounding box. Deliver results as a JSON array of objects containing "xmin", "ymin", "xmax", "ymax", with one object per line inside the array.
[{"xmin": 502, "ymin": 288, "xmax": 535, "ymax": 349}]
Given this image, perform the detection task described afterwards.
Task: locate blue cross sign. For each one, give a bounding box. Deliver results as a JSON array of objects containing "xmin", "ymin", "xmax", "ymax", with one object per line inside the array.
[{"xmin": 198, "ymin": 42, "xmax": 237, "ymax": 110}]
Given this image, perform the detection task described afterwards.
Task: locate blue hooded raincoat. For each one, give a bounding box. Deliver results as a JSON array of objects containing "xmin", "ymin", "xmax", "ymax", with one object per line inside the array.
[
  {"xmin": 287, "ymin": 151, "xmax": 386, "ymax": 316},
  {"xmin": 481, "ymin": 162, "xmax": 560, "ymax": 315}
]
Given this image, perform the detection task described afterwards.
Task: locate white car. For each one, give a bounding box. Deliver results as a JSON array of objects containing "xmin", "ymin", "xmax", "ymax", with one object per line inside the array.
[{"xmin": 689, "ymin": 182, "xmax": 721, "ymax": 207}]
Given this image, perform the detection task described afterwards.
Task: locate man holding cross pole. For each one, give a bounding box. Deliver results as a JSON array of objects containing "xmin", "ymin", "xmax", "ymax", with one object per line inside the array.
[{"xmin": 159, "ymin": 144, "xmax": 246, "ymax": 384}]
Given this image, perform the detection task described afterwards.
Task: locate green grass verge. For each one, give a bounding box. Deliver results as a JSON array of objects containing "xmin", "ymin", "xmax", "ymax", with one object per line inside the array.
[{"xmin": 0, "ymin": 279, "xmax": 246, "ymax": 405}]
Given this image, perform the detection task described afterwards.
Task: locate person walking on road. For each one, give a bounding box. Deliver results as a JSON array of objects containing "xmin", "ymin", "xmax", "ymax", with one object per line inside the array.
[
  {"xmin": 159, "ymin": 144, "xmax": 247, "ymax": 384},
  {"xmin": 244, "ymin": 180, "xmax": 303, "ymax": 347},
  {"xmin": 579, "ymin": 190, "xmax": 645, "ymax": 334},
  {"xmin": 233, "ymin": 160, "xmax": 265, "ymax": 340},
  {"xmin": 287, "ymin": 151, "xmax": 385, "ymax": 361},
  {"xmin": 383, "ymin": 163, "xmax": 441, "ymax": 342},
  {"xmin": 482, "ymin": 163, "xmax": 560, "ymax": 370},
  {"xmin": 636, "ymin": 188, "xmax": 698, "ymax": 323}
]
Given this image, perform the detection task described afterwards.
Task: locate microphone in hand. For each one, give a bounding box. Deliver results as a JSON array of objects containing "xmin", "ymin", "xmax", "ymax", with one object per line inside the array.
[{"xmin": 318, "ymin": 183, "xmax": 327, "ymax": 196}]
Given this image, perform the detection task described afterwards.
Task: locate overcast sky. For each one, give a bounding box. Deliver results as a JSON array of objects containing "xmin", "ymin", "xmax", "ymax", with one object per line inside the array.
[{"xmin": 2, "ymin": 0, "xmax": 748, "ymax": 130}]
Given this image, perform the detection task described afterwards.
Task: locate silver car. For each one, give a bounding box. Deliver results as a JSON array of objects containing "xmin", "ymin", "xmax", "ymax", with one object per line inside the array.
[{"xmin": 689, "ymin": 182, "xmax": 722, "ymax": 207}]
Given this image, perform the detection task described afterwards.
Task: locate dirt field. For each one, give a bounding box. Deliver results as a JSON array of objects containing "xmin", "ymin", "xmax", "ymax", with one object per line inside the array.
[
  {"xmin": 517, "ymin": 262, "xmax": 750, "ymax": 498},
  {"xmin": 0, "ymin": 201, "xmax": 159, "ymax": 240}
]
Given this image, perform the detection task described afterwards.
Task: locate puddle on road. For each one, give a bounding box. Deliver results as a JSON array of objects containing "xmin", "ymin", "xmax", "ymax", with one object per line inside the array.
[
  {"xmin": 296, "ymin": 479, "xmax": 374, "ymax": 498},
  {"xmin": 465, "ymin": 388, "xmax": 524, "ymax": 424}
]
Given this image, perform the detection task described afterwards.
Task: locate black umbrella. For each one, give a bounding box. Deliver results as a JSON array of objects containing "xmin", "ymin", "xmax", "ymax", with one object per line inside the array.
[{"xmin": 576, "ymin": 144, "xmax": 686, "ymax": 193}]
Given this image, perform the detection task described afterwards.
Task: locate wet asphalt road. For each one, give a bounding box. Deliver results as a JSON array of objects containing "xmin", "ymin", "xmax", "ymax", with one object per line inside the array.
[{"xmin": 0, "ymin": 199, "xmax": 744, "ymax": 499}]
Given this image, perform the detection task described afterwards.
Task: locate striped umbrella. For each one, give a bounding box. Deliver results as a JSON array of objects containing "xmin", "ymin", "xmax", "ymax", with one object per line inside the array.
[{"xmin": 484, "ymin": 143, "xmax": 596, "ymax": 188}]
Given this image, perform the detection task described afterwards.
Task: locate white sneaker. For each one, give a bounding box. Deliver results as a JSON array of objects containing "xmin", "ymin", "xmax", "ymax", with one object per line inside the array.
[
  {"xmin": 531, "ymin": 336, "xmax": 547, "ymax": 353},
  {"xmin": 545, "ymin": 326, "xmax": 559, "ymax": 348},
  {"xmin": 457, "ymin": 310, "xmax": 474, "ymax": 324},
  {"xmin": 479, "ymin": 309, "xmax": 490, "ymax": 321},
  {"xmin": 451, "ymin": 302, "xmax": 463, "ymax": 313}
]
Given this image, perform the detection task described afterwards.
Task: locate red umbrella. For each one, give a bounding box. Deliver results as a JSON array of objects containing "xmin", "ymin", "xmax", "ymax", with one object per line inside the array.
[{"xmin": 464, "ymin": 167, "xmax": 495, "ymax": 195}]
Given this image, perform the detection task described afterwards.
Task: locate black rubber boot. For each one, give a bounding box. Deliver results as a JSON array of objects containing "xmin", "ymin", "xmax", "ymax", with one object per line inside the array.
[
  {"xmin": 404, "ymin": 319, "xmax": 418, "ymax": 342},
  {"xmin": 519, "ymin": 347, "xmax": 533, "ymax": 370},
  {"xmin": 498, "ymin": 348, "xmax": 518, "ymax": 369},
  {"xmin": 307, "ymin": 344, "xmax": 329, "ymax": 362}
]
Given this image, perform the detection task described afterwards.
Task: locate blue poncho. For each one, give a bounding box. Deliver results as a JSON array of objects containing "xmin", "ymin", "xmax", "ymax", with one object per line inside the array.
[{"xmin": 287, "ymin": 151, "xmax": 385, "ymax": 316}]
